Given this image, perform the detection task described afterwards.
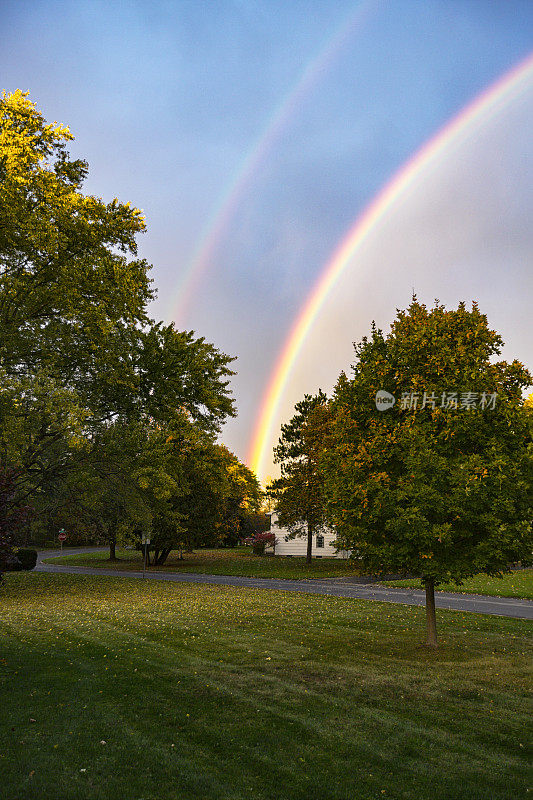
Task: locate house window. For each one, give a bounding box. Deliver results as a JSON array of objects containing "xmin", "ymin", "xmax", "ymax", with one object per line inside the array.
[{"xmin": 316, "ymin": 534, "xmax": 324, "ymax": 548}]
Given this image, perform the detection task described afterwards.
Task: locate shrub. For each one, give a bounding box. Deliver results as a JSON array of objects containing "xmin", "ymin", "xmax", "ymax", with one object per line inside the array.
[
  {"xmin": 15, "ymin": 549, "xmax": 38, "ymax": 570},
  {"xmin": 245, "ymin": 532, "xmax": 275, "ymax": 556},
  {"xmin": 4, "ymin": 554, "xmax": 22, "ymax": 571}
]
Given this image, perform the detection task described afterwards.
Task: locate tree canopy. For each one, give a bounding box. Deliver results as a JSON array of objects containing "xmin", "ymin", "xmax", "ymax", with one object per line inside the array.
[
  {"xmin": 323, "ymin": 299, "xmax": 532, "ymax": 645},
  {"xmin": 0, "ymin": 91, "xmax": 250, "ymax": 567}
]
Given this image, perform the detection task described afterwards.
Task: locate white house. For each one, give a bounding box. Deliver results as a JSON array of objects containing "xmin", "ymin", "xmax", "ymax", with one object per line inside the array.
[{"xmin": 266, "ymin": 512, "xmax": 351, "ymax": 559}]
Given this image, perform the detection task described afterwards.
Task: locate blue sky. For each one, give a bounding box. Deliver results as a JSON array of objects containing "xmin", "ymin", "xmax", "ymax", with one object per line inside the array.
[{"xmin": 2, "ymin": 0, "xmax": 532, "ymax": 477}]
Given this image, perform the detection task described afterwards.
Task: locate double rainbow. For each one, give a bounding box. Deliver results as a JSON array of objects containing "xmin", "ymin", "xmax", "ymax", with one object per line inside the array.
[{"xmin": 249, "ymin": 51, "xmax": 533, "ymax": 482}]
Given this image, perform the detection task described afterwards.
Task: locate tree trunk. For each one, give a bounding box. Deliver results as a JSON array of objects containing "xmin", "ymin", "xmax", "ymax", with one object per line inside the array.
[
  {"xmin": 109, "ymin": 539, "xmax": 117, "ymax": 561},
  {"xmin": 306, "ymin": 524, "xmax": 313, "ymax": 564},
  {"xmin": 424, "ymin": 578, "xmax": 438, "ymax": 647},
  {"xmin": 155, "ymin": 548, "xmax": 171, "ymax": 566}
]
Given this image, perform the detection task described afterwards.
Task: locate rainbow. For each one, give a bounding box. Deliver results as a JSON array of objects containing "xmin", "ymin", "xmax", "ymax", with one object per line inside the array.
[
  {"xmin": 249, "ymin": 51, "xmax": 533, "ymax": 482},
  {"xmin": 170, "ymin": 0, "xmax": 379, "ymax": 323}
]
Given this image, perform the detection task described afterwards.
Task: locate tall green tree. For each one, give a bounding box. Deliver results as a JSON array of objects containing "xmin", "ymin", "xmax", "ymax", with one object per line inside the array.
[
  {"xmin": 0, "ymin": 88, "xmax": 152, "ymax": 514},
  {"xmin": 269, "ymin": 391, "xmax": 330, "ymax": 563},
  {"xmin": 0, "ymin": 91, "xmax": 236, "ymax": 533},
  {"xmin": 324, "ymin": 300, "xmax": 532, "ymax": 646}
]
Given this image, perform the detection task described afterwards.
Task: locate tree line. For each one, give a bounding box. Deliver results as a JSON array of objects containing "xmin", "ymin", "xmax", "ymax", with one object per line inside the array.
[{"xmin": 0, "ymin": 90, "xmax": 260, "ymax": 568}]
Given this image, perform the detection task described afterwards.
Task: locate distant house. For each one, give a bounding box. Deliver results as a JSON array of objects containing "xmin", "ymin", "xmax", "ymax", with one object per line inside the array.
[{"xmin": 266, "ymin": 512, "xmax": 351, "ymax": 559}]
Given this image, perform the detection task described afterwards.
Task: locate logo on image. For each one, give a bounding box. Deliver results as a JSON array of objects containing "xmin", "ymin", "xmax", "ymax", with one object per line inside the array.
[{"xmin": 375, "ymin": 390, "xmax": 396, "ymax": 411}]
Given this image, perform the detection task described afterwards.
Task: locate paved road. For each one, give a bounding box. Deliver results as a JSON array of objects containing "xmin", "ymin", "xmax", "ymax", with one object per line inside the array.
[{"xmin": 36, "ymin": 549, "xmax": 533, "ymax": 621}]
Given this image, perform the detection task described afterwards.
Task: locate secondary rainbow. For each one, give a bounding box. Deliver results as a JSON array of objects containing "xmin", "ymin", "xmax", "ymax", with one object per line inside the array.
[
  {"xmin": 249, "ymin": 51, "xmax": 533, "ymax": 482},
  {"xmin": 170, "ymin": 0, "xmax": 378, "ymax": 323}
]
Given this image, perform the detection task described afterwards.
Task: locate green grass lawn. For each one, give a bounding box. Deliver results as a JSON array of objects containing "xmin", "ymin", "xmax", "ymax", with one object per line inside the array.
[
  {"xmin": 44, "ymin": 547, "xmax": 367, "ymax": 580},
  {"xmin": 380, "ymin": 569, "xmax": 533, "ymax": 600},
  {"xmin": 1, "ymin": 572, "xmax": 531, "ymax": 800}
]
